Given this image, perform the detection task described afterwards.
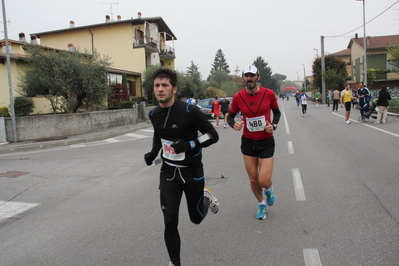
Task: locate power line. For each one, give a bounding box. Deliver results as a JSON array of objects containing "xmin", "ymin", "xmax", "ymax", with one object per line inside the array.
[{"xmin": 329, "ymin": 0, "xmax": 399, "ymax": 38}]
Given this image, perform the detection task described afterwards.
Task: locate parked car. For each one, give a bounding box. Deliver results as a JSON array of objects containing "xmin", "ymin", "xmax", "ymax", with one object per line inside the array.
[
  {"xmin": 196, "ymin": 104, "xmax": 213, "ymax": 119},
  {"xmin": 196, "ymin": 98, "xmax": 215, "ymax": 109}
]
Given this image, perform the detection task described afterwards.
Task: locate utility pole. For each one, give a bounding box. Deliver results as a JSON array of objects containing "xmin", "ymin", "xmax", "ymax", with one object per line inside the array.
[
  {"xmin": 1, "ymin": 0, "xmax": 17, "ymax": 142},
  {"xmin": 321, "ymin": 35, "xmax": 326, "ymax": 105},
  {"xmin": 302, "ymin": 64, "xmax": 306, "ymax": 92},
  {"xmin": 361, "ymin": 0, "xmax": 367, "ymax": 85}
]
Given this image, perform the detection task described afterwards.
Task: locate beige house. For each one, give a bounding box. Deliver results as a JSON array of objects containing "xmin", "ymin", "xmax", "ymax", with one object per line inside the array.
[
  {"xmin": 1, "ymin": 14, "xmax": 177, "ymax": 114},
  {"xmin": 333, "ymin": 34, "xmax": 399, "ymax": 98}
]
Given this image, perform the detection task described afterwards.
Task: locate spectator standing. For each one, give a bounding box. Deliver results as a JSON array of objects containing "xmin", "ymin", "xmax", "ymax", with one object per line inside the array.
[
  {"xmin": 332, "ymin": 89, "xmax": 340, "ymax": 112},
  {"xmin": 340, "ymin": 84, "xmax": 354, "ymax": 124},
  {"xmin": 375, "ymin": 87, "xmax": 391, "ymax": 124}
]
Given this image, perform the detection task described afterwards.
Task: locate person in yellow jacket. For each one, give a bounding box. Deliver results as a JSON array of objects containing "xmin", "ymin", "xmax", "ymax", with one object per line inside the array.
[{"xmin": 340, "ymin": 84, "xmax": 355, "ymax": 124}]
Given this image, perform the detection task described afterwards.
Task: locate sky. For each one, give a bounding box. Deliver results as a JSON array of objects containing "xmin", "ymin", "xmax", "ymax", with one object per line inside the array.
[{"xmin": 1, "ymin": 0, "xmax": 399, "ymax": 82}]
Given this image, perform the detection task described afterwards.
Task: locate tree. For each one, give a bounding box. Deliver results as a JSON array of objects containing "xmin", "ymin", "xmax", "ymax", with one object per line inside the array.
[
  {"xmin": 185, "ymin": 61, "xmax": 202, "ymax": 97},
  {"xmin": 211, "ymin": 49, "xmax": 230, "ymax": 74},
  {"xmin": 142, "ymin": 65, "xmax": 161, "ymax": 104},
  {"xmin": 387, "ymin": 42, "xmax": 399, "ymax": 71},
  {"xmin": 253, "ymin": 56, "xmax": 279, "ymax": 93},
  {"xmin": 19, "ymin": 45, "xmax": 111, "ymax": 113},
  {"xmin": 208, "ymin": 69, "xmax": 231, "ymax": 89},
  {"xmin": 312, "ymin": 54, "xmax": 347, "ymax": 91}
]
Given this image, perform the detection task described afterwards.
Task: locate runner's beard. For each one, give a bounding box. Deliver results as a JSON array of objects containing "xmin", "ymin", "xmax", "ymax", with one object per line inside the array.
[{"xmin": 246, "ymin": 82, "xmax": 256, "ymax": 90}]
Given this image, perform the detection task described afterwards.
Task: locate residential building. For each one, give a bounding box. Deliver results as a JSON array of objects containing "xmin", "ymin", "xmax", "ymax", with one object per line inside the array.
[
  {"xmin": 1, "ymin": 14, "xmax": 177, "ymax": 114},
  {"xmin": 346, "ymin": 34, "xmax": 399, "ymax": 98}
]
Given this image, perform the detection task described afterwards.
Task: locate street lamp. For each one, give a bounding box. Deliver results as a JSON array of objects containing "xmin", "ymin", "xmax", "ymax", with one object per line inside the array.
[{"xmin": 302, "ymin": 64, "xmax": 306, "ymax": 92}]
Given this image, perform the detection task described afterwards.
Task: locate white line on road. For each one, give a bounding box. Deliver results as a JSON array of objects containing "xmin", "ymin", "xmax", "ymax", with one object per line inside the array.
[
  {"xmin": 303, "ymin": 248, "xmax": 322, "ymax": 266},
  {"xmin": 125, "ymin": 133, "xmax": 150, "ymax": 138},
  {"xmin": 104, "ymin": 138, "xmax": 120, "ymax": 143},
  {"xmin": 292, "ymin": 168, "xmax": 306, "ymax": 201},
  {"xmin": 332, "ymin": 112, "xmax": 399, "ymax": 138},
  {"xmin": 283, "ymin": 110, "xmax": 291, "ymax": 135},
  {"xmin": 287, "ymin": 141, "xmax": 295, "ymax": 154},
  {"xmin": 0, "ymin": 201, "xmax": 40, "ymax": 223},
  {"xmin": 140, "ymin": 129, "xmax": 154, "ymax": 133}
]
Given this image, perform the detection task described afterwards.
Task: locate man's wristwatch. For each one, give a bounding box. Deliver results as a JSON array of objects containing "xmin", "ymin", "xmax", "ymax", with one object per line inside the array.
[{"xmin": 272, "ymin": 124, "xmax": 277, "ymax": 130}]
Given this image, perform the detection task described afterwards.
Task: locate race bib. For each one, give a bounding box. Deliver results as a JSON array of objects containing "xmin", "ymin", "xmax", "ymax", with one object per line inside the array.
[
  {"xmin": 246, "ymin": 116, "xmax": 266, "ymax": 132},
  {"xmin": 161, "ymin": 139, "xmax": 185, "ymax": 161}
]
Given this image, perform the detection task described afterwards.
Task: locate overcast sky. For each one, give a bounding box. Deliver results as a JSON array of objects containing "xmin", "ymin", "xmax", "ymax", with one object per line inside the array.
[{"xmin": 2, "ymin": 0, "xmax": 399, "ymax": 82}]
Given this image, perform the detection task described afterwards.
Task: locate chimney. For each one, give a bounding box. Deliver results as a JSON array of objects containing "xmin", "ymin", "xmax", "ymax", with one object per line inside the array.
[
  {"xmin": 1, "ymin": 40, "xmax": 14, "ymax": 54},
  {"xmin": 106, "ymin": 15, "xmax": 110, "ymax": 22},
  {"xmin": 19, "ymin": 32, "xmax": 26, "ymax": 42},
  {"xmin": 117, "ymin": 15, "xmax": 121, "ymax": 21},
  {"xmin": 30, "ymin": 35, "xmax": 38, "ymax": 44},
  {"xmin": 68, "ymin": 43, "xmax": 75, "ymax": 51},
  {"xmin": 355, "ymin": 33, "xmax": 358, "ymax": 39},
  {"xmin": 138, "ymin": 12, "xmax": 142, "ymax": 19},
  {"xmin": 70, "ymin": 20, "xmax": 75, "ymax": 28}
]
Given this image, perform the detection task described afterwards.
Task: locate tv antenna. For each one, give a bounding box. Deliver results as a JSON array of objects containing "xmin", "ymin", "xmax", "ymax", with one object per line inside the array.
[
  {"xmin": 0, "ymin": 19, "xmax": 11, "ymax": 34},
  {"xmin": 100, "ymin": 2, "xmax": 119, "ymax": 21}
]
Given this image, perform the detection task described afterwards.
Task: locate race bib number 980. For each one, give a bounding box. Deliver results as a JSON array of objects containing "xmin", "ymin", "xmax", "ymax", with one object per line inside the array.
[{"xmin": 246, "ymin": 116, "xmax": 266, "ymax": 132}]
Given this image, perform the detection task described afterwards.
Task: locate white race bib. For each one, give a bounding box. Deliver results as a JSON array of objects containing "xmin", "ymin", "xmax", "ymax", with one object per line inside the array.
[
  {"xmin": 246, "ymin": 115, "xmax": 266, "ymax": 132},
  {"xmin": 161, "ymin": 139, "xmax": 185, "ymax": 161}
]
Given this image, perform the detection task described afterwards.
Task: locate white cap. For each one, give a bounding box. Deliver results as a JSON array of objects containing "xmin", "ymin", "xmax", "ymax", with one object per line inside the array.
[{"xmin": 242, "ymin": 65, "xmax": 259, "ymax": 75}]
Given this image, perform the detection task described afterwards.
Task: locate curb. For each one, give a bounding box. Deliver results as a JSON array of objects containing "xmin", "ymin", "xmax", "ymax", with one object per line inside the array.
[{"xmin": 0, "ymin": 122, "xmax": 152, "ymax": 154}]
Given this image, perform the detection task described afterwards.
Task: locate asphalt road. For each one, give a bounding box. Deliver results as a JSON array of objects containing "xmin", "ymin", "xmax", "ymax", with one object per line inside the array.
[{"xmin": 0, "ymin": 99, "xmax": 398, "ymax": 266}]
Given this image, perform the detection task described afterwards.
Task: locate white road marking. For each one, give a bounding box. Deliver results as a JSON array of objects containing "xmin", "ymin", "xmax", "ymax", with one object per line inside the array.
[
  {"xmin": 104, "ymin": 138, "xmax": 120, "ymax": 143},
  {"xmin": 283, "ymin": 110, "xmax": 290, "ymax": 135},
  {"xmin": 292, "ymin": 168, "xmax": 306, "ymax": 201},
  {"xmin": 288, "ymin": 141, "xmax": 295, "ymax": 154},
  {"xmin": 70, "ymin": 144, "xmax": 86, "ymax": 148},
  {"xmin": 0, "ymin": 201, "xmax": 40, "ymax": 223},
  {"xmin": 332, "ymin": 112, "xmax": 399, "ymax": 138},
  {"xmin": 140, "ymin": 129, "xmax": 154, "ymax": 133},
  {"xmin": 125, "ymin": 133, "xmax": 149, "ymax": 138},
  {"xmin": 303, "ymin": 248, "xmax": 322, "ymax": 266}
]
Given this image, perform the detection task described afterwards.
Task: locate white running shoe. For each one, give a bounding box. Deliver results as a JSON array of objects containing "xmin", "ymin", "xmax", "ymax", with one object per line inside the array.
[{"xmin": 204, "ymin": 187, "xmax": 219, "ymax": 214}]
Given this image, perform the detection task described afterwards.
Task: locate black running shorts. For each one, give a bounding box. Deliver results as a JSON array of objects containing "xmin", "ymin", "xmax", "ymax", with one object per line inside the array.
[
  {"xmin": 241, "ymin": 135, "xmax": 275, "ymax": 159},
  {"xmin": 344, "ymin": 102, "xmax": 351, "ymax": 111}
]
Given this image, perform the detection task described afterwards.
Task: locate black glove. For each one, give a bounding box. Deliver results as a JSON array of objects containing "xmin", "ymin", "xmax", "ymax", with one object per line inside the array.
[
  {"xmin": 144, "ymin": 152, "xmax": 156, "ymax": 165},
  {"xmin": 171, "ymin": 140, "xmax": 196, "ymax": 153}
]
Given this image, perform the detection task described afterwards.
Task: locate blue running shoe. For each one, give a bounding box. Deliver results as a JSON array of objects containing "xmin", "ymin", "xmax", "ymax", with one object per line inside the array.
[
  {"xmin": 256, "ymin": 204, "xmax": 267, "ymax": 220},
  {"xmin": 265, "ymin": 186, "xmax": 275, "ymax": 206}
]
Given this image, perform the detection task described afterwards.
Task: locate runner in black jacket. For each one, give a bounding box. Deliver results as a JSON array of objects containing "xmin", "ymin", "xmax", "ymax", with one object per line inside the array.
[{"xmin": 144, "ymin": 67, "xmax": 219, "ymax": 266}]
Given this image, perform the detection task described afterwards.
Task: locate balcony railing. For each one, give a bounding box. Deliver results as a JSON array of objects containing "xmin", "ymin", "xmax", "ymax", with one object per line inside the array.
[{"xmin": 133, "ymin": 35, "xmax": 158, "ymax": 50}]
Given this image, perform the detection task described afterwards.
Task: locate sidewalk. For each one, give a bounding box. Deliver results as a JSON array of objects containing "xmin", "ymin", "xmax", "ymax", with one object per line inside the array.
[{"xmin": 0, "ymin": 121, "xmax": 153, "ymax": 154}]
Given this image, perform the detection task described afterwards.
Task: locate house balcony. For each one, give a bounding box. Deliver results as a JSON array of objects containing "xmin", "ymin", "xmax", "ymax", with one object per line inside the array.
[
  {"xmin": 159, "ymin": 45, "xmax": 175, "ymax": 59},
  {"xmin": 133, "ymin": 35, "xmax": 158, "ymax": 53}
]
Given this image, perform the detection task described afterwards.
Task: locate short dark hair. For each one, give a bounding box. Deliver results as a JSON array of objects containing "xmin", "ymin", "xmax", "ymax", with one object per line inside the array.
[{"xmin": 152, "ymin": 67, "xmax": 178, "ymax": 87}]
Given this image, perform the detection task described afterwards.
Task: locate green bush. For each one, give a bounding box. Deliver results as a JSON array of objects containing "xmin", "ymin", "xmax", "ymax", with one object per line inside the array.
[
  {"xmin": 14, "ymin": 97, "xmax": 35, "ymax": 116},
  {"xmin": 119, "ymin": 101, "xmax": 135, "ymax": 109},
  {"xmin": 0, "ymin": 106, "xmax": 10, "ymax": 117},
  {"xmin": 389, "ymin": 98, "xmax": 399, "ymax": 108}
]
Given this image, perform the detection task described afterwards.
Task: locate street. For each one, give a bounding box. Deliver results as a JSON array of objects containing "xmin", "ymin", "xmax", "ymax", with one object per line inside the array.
[{"xmin": 0, "ymin": 99, "xmax": 399, "ymax": 266}]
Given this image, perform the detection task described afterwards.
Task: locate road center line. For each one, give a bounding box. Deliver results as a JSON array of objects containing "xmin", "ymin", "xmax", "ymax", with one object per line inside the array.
[
  {"xmin": 303, "ymin": 248, "xmax": 322, "ymax": 266},
  {"xmin": 292, "ymin": 168, "xmax": 306, "ymax": 201},
  {"xmin": 287, "ymin": 141, "xmax": 294, "ymax": 154}
]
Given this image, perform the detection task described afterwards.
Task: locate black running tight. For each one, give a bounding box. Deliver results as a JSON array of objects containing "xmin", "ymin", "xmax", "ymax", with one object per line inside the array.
[{"xmin": 159, "ymin": 163, "xmax": 209, "ymax": 265}]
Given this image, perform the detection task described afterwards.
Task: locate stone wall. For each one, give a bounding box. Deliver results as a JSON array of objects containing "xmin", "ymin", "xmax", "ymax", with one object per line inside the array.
[{"xmin": 3, "ymin": 102, "xmax": 151, "ymax": 143}]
